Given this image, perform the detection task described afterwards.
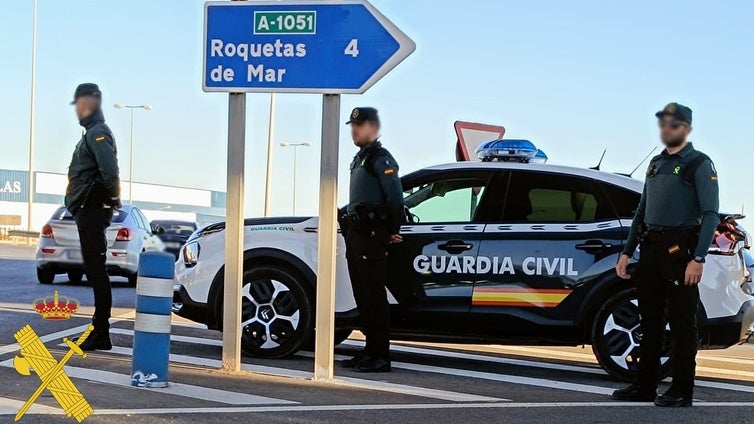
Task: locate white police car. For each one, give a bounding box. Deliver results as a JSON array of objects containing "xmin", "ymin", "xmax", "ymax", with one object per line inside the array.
[{"xmin": 173, "ymin": 142, "xmax": 753, "ymax": 381}]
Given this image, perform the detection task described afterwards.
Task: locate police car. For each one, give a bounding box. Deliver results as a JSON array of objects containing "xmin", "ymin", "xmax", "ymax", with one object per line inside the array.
[{"xmin": 173, "ymin": 141, "xmax": 754, "ymax": 381}]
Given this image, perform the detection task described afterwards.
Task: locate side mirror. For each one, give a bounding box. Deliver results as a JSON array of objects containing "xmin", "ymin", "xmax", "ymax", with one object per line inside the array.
[{"xmin": 152, "ymin": 225, "xmax": 165, "ymax": 235}]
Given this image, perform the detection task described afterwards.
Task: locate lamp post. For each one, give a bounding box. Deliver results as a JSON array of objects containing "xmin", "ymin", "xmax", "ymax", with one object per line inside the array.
[
  {"xmin": 26, "ymin": 0, "xmax": 38, "ymax": 230},
  {"xmin": 280, "ymin": 142, "xmax": 311, "ymax": 215},
  {"xmin": 113, "ymin": 104, "xmax": 152, "ymax": 204}
]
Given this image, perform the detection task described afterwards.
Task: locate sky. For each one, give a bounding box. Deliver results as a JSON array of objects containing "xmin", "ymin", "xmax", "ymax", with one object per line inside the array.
[{"xmin": 0, "ymin": 0, "xmax": 753, "ymax": 217}]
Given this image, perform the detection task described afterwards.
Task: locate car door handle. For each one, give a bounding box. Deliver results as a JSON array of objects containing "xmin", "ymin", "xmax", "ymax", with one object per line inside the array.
[
  {"xmin": 438, "ymin": 240, "xmax": 474, "ymax": 254},
  {"xmin": 575, "ymin": 240, "xmax": 613, "ymax": 251}
]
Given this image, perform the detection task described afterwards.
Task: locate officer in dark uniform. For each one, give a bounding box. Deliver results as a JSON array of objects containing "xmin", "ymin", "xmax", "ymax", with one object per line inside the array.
[
  {"xmin": 65, "ymin": 83, "xmax": 122, "ymax": 351},
  {"xmin": 339, "ymin": 107, "xmax": 404, "ymax": 373},
  {"xmin": 613, "ymin": 103, "xmax": 719, "ymax": 407}
]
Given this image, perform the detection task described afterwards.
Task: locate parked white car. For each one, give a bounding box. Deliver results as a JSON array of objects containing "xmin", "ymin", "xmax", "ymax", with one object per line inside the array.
[{"xmin": 36, "ymin": 204, "xmax": 165, "ymax": 285}]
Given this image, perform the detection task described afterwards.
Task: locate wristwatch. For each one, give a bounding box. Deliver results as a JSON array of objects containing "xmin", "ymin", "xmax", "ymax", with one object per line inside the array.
[{"xmin": 693, "ymin": 256, "xmax": 706, "ymax": 264}]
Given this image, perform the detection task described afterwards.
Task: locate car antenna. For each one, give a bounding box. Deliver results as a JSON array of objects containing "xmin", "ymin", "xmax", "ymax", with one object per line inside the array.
[
  {"xmin": 590, "ymin": 149, "xmax": 607, "ymax": 171},
  {"xmin": 627, "ymin": 146, "xmax": 658, "ymax": 177}
]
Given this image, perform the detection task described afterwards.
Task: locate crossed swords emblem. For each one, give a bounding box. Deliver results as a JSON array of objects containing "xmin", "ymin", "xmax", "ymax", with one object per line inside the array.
[{"xmin": 13, "ymin": 325, "xmax": 94, "ymax": 422}]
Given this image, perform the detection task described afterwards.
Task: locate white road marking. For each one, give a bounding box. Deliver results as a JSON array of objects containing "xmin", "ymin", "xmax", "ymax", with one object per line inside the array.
[
  {"xmin": 109, "ymin": 327, "xmax": 222, "ymax": 346},
  {"xmin": 3, "ymin": 399, "xmax": 754, "ymax": 416},
  {"xmin": 0, "ymin": 310, "xmax": 135, "ymax": 357},
  {"xmin": 0, "ymin": 396, "xmax": 62, "ymax": 415},
  {"xmin": 0, "ymin": 359, "xmax": 293, "ymax": 405},
  {"xmin": 95, "ymin": 344, "xmax": 503, "ymax": 402}
]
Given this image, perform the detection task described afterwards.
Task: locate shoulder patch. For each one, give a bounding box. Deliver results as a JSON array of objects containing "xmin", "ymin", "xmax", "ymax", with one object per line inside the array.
[
  {"xmin": 95, "ymin": 136, "xmax": 105, "ymax": 142},
  {"xmin": 384, "ymin": 168, "xmax": 395, "ymax": 175}
]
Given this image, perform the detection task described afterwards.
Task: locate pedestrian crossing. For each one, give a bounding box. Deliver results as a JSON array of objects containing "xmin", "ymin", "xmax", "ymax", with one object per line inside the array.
[{"xmin": 4, "ymin": 316, "xmax": 754, "ymax": 417}]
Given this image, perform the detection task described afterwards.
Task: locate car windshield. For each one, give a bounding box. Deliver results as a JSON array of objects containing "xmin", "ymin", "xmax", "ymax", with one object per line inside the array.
[
  {"xmin": 152, "ymin": 221, "xmax": 197, "ymax": 236},
  {"xmin": 50, "ymin": 207, "xmax": 127, "ymax": 223}
]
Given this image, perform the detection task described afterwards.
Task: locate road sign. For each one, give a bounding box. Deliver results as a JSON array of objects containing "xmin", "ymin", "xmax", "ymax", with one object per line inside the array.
[{"xmin": 203, "ymin": 0, "xmax": 415, "ymax": 93}]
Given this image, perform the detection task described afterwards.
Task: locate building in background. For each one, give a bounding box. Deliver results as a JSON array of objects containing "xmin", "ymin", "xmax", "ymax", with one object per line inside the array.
[{"xmin": 0, "ymin": 168, "xmax": 226, "ymax": 231}]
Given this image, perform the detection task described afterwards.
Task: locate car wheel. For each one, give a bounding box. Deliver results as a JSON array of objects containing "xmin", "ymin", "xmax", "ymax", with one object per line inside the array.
[
  {"xmin": 302, "ymin": 328, "xmax": 353, "ymax": 351},
  {"xmin": 37, "ymin": 268, "xmax": 55, "ymax": 284},
  {"xmin": 591, "ymin": 288, "xmax": 672, "ymax": 382},
  {"xmin": 239, "ymin": 266, "xmax": 314, "ymax": 358},
  {"xmin": 67, "ymin": 271, "xmax": 83, "ymax": 284},
  {"xmin": 127, "ymin": 273, "xmax": 138, "ymax": 287}
]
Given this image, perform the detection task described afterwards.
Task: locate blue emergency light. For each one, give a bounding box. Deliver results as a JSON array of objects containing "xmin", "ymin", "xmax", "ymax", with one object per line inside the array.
[{"xmin": 475, "ymin": 139, "xmax": 548, "ymax": 163}]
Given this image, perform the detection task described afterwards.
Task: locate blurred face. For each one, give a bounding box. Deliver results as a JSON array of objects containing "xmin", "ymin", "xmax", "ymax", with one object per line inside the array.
[
  {"xmin": 350, "ymin": 121, "xmax": 379, "ymax": 147},
  {"xmin": 74, "ymin": 96, "xmax": 99, "ymax": 120},
  {"xmin": 658, "ymin": 116, "xmax": 691, "ymax": 148}
]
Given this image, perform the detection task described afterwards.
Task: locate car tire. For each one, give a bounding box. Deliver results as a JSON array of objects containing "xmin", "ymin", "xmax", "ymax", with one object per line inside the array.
[
  {"xmin": 238, "ymin": 265, "xmax": 315, "ymax": 358},
  {"xmin": 127, "ymin": 273, "xmax": 138, "ymax": 287},
  {"xmin": 591, "ymin": 288, "xmax": 672, "ymax": 382},
  {"xmin": 67, "ymin": 271, "xmax": 84, "ymax": 284},
  {"xmin": 302, "ymin": 328, "xmax": 353, "ymax": 352},
  {"xmin": 37, "ymin": 268, "xmax": 55, "ymax": 285}
]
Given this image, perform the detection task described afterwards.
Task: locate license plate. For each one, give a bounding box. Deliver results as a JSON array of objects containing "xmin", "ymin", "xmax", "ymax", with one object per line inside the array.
[
  {"xmin": 68, "ymin": 251, "xmax": 82, "ymax": 260},
  {"xmin": 165, "ymin": 242, "xmax": 181, "ymax": 249}
]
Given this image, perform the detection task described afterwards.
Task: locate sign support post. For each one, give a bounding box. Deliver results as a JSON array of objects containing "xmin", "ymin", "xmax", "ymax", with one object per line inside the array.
[
  {"xmin": 222, "ymin": 92, "xmax": 246, "ymax": 372},
  {"xmin": 313, "ymin": 93, "xmax": 341, "ymax": 381}
]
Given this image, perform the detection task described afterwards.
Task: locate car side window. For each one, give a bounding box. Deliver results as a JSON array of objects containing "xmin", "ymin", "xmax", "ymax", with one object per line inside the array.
[
  {"xmin": 133, "ymin": 209, "xmax": 149, "ymax": 232},
  {"xmin": 600, "ymin": 183, "xmax": 641, "ymax": 219},
  {"xmin": 403, "ymin": 176, "xmax": 490, "ymax": 224},
  {"xmin": 503, "ymin": 171, "xmax": 614, "ymax": 223}
]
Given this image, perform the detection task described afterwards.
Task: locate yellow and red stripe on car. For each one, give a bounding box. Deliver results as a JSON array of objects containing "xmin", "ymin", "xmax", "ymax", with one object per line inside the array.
[{"xmin": 472, "ymin": 286, "xmax": 572, "ymax": 308}]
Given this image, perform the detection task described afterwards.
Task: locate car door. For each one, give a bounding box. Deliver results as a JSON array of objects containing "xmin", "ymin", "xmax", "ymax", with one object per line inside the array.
[
  {"xmin": 385, "ymin": 169, "xmax": 505, "ymax": 333},
  {"xmin": 132, "ymin": 208, "xmax": 159, "ymax": 251},
  {"xmin": 473, "ymin": 170, "xmax": 624, "ymax": 338}
]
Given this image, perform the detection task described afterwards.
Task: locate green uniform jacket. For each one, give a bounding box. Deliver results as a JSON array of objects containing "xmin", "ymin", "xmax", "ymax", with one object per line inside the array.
[
  {"xmin": 347, "ymin": 141, "xmax": 405, "ymax": 234},
  {"xmin": 65, "ymin": 109, "xmax": 120, "ymax": 214},
  {"xmin": 623, "ymin": 143, "xmax": 719, "ymax": 258}
]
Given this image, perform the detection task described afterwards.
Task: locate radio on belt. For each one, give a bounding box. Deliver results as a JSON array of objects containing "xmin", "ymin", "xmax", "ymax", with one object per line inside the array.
[{"xmin": 475, "ymin": 139, "xmax": 548, "ymax": 163}]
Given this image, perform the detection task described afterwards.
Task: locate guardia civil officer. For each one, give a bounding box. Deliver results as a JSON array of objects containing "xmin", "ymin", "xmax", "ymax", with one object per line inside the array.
[
  {"xmin": 65, "ymin": 83, "xmax": 122, "ymax": 351},
  {"xmin": 339, "ymin": 107, "xmax": 404, "ymax": 373},
  {"xmin": 613, "ymin": 103, "xmax": 719, "ymax": 407}
]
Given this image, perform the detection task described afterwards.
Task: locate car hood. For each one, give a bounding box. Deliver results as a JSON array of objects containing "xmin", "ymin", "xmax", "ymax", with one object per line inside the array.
[{"xmin": 192, "ymin": 216, "xmax": 314, "ymax": 240}]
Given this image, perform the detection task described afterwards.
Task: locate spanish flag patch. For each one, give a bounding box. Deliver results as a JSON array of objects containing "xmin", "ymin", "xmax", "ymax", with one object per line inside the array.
[
  {"xmin": 384, "ymin": 168, "xmax": 395, "ymax": 175},
  {"xmin": 711, "ymin": 175, "xmax": 718, "ymax": 181},
  {"xmin": 95, "ymin": 136, "xmax": 105, "ymax": 142}
]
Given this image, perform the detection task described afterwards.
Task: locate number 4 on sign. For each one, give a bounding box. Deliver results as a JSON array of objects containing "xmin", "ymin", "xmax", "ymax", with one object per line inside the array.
[{"xmin": 345, "ymin": 39, "xmax": 359, "ymax": 57}]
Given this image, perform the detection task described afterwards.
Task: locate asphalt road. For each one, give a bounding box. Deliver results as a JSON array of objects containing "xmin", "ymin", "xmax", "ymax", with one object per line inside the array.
[{"xmin": 2, "ymin": 243, "xmax": 754, "ymax": 424}]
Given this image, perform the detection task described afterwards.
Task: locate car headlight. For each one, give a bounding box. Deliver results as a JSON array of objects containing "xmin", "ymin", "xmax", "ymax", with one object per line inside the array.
[{"xmin": 183, "ymin": 241, "xmax": 200, "ymax": 267}]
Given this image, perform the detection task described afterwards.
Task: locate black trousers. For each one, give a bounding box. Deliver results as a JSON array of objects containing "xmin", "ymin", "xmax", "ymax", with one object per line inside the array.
[
  {"xmin": 74, "ymin": 205, "xmax": 114, "ymax": 333},
  {"xmin": 344, "ymin": 228, "xmax": 390, "ymax": 359},
  {"xmin": 636, "ymin": 231, "xmax": 700, "ymax": 397}
]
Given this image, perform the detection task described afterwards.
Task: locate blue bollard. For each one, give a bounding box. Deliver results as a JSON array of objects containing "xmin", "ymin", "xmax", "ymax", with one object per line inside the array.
[{"xmin": 131, "ymin": 251, "xmax": 174, "ymax": 388}]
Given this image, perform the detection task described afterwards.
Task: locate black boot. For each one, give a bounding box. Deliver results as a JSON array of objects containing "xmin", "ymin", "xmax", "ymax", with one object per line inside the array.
[
  {"xmin": 340, "ymin": 350, "xmax": 369, "ymax": 368},
  {"xmin": 654, "ymin": 390, "xmax": 693, "ymax": 407},
  {"xmin": 354, "ymin": 357, "xmax": 391, "ymax": 373},
  {"xmin": 612, "ymin": 384, "xmax": 657, "ymax": 402},
  {"xmin": 78, "ymin": 328, "xmax": 112, "ymax": 351}
]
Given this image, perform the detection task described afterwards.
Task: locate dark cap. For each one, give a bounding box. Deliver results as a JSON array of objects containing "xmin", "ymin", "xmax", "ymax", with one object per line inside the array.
[
  {"xmin": 655, "ymin": 102, "xmax": 692, "ymax": 125},
  {"xmin": 70, "ymin": 83, "xmax": 102, "ymax": 105},
  {"xmin": 346, "ymin": 107, "xmax": 379, "ymax": 125}
]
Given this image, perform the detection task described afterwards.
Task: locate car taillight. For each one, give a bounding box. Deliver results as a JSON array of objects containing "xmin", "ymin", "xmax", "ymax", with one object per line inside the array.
[
  {"xmin": 116, "ymin": 228, "xmax": 133, "ymax": 241},
  {"xmin": 710, "ymin": 221, "xmax": 746, "ymax": 255},
  {"xmin": 40, "ymin": 225, "xmax": 53, "ymax": 239}
]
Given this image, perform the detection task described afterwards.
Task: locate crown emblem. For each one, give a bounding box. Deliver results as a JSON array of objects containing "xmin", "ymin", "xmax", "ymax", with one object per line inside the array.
[
  {"xmin": 352, "ymin": 108, "xmax": 359, "ymax": 119},
  {"xmin": 33, "ymin": 291, "xmax": 79, "ymax": 320}
]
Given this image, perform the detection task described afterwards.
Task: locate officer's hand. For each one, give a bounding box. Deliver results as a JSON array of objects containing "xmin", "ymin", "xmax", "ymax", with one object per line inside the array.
[
  {"xmin": 389, "ymin": 234, "xmax": 403, "ymax": 244},
  {"xmin": 615, "ymin": 254, "xmax": 631, "ymax": 280},
  {"xmin": 113, "ymin": 199, "xmax": 123, "ymax": 210},
  {"xmin": 685, "ymin": 261, "xmax": 703, "ymax": 286}
]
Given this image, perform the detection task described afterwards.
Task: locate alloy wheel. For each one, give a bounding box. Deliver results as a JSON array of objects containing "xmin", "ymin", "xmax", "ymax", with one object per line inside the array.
[{"xmin": 241, "ymin": 278, "xmax": 301, "ymax": 350}]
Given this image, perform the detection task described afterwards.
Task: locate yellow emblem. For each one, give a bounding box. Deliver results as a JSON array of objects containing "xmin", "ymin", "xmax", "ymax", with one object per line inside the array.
[
  {"xmin": 13, "ymin": 325, "xmax": 94, "ymax": 422},
  {"xmin": 665, "ymin": 103, "xmax": 676, "ymax": 114},
  {"xmin": 95, "ymin": 136, "xmax": 105, "ymax": 142},
  {"xmin": 351, "ymin": 108, "xmax": 359, "ymax": 119},
  {"xmin": 384, "ymin": 168, "xmax": 395, "ymax": 175}
]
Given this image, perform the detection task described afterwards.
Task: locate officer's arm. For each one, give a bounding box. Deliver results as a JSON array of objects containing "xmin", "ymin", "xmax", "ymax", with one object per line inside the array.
[
  {"xmin": 373, "ymin": 155, "xmax": 405, "ymax": 234},
  {"xmin": 693, "ymin": 159, "xmax": 720, "ymax": 258},
  {"xmin": 85, "ymin": 130, "xmax": 121, "ymax": 203},
  {"xmin": 622, "ymin": 184, "xmax": 647, "ymax": 256}
]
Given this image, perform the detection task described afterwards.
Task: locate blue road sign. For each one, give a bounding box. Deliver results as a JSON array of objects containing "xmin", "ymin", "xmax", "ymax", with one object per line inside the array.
[{"xmin": 203, "ymin": 0, "xmax": 415, "ymax": 94}]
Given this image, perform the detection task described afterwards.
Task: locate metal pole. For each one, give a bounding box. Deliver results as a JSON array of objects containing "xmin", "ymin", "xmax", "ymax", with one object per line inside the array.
[
  {"xmin": 128, "ymin": 108, "xmax": 134, "ymax": 204},
  {"xmin": 26, "ymin": 0, "xmax": 38, "ymax": 230},
  {"xmin": 292, "ymin": 145, "xmax": 297, "ymax": 215},
  {"xmin": 313, "ymin": 93, "xmax": 341, "ymax": 381},
  {"xmin": 222, "ymin": 92, "xmax": 246, "ymax": 372},
  {"xmin": 263, "ymin": 93, "xmax": 276, "ymax": 216}
]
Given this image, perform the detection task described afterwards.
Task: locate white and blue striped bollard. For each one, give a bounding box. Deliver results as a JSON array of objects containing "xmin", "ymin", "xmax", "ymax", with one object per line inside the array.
[{"xmin": 131, "ymin": 251, "xmax": 175, "ymax": 388}]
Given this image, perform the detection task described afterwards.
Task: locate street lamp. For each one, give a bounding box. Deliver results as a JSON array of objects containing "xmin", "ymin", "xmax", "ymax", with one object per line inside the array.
[
  {"xmin": 114, "ymin": 104, "xmax": 152, "ymax": 204},
  {"xmin": 280, "ymin": 142, "xmax": 311, "ymax": 215}
]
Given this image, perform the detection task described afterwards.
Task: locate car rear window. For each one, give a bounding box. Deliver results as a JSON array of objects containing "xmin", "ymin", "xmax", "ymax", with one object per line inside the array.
[
  {"xmin": 152, "ymin": 221, "xmax": 197, "ymax": 236},
  {"xmin": 50, "ymin": 207, "xmax": 127, "ymax": 223}
]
